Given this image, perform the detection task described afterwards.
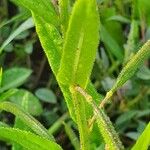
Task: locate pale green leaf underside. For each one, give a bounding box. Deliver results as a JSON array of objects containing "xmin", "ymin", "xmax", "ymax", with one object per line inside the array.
[{"xmin": 0, "ymin": 127, "xmax": 62, "ymax": 150}]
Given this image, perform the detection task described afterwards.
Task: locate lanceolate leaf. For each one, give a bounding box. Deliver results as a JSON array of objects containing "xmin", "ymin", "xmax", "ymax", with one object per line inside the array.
[
  {"xmin": 57, "ymin": 0, "xmax": 100, "ymax": 88},
  {"xmin": 0, "ymin": 127, "xmax": 62, "ymax": 150},
  {"xmin": 111, "ymin": 40, "xmax": 150, "ymax": 93},
  {"xmin": 32, "ymin": 14, "xmax": 62, "ymax": 74},
  {"xmin": 100, "ymin": 40, "xmax": 150, "ymax": 107},
  {"xmin": 132, "ymin": 122, "xmax": 150, "ymax": 150},
  {"xmin": 0, "ymin": 102, "xmax": 54, "ymax": 141},
  {"xmin": 11, "ymin": 0, "xmax": 58, "ymax": 26}
]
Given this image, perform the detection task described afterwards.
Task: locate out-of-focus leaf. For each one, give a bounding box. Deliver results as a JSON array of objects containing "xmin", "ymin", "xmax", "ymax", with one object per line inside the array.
[
  {"xmin": 100, "ymin": 24, "xmax": 123, "ymax": 61},
  {"xmin": 35, "ymin": 88, "xmax": 57, "ymax": 104},
  {"xmin": 126, "ymin": 132, "xmax": 140, "ymax": 140},
  {"xmin": 0, "ymin": 10, "xmax": 31, "ymax": 29},
  {"xmin": 101, "ymin": 77, "xmax": 115, "ymax": 91},
  {"xmin": 10, "ymin": 89, "xmax": 43, "ymax": 116},
  {"xmin": 24, "ymin": 42, "xmax": 33, "ymax": 54},
  {"xmin": 63, "ymin": 122, "xmax": 80, "ymax": 150},
  {"xmin": 136, "ymin": 65, "xmax": 150, "ymax": 80},
  {"xmin": 0, "ymin": 18, "xmax": 34, "ymax": 53},
  {"xmin": 116, "ymin": 111, "xmax": 138, "ymax": 126},
  {"xmin": 0, "ymin": 89, "xmax": 18, "ymax": 102},
  {"xmin": 0, "ymin": 67, "xmax": 2, "ymax": 87},
  {"xmin": 0, "ymin": 67, "xmax": 32, "ymax": 93},
  {"xmin": 107, "ymin": 15, "xmax": 130, "ymax": 23}
]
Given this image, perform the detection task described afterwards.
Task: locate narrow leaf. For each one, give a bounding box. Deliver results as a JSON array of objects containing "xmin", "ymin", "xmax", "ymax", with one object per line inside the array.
[
  {"xmin": 57, "ymin": 0, "xmax": 100, "ymax": 88},
  {"xmin": 100, "ymin": 40, "xmax": 150, "ymax": 107},
  {"xmin": 11, "ymin": 0, "xmax": 58, "ymax": 26},
  {"xmin": 0, "ymin": 18, "xmax": 34, "ymax": 53},
  {"xmin": 59, "ymin": 0, "xmax": 70, "ymax": 37},
  {"xmin": 63, "ymin": 122, "xmax": 80, "ymax": 150},
  {"xmin": 111, "ymin": 40, "xmax": 150, "ymax": 93},
  {"xmin": 0, "ymin": 127, "xmax": 62, "ymax": 150},
  {"xmin": 132, "ymin": 122, "xmax": 150, "ymax": 150},
  {"xmin": 0, "ymin": 89, "xmax": 18, "ymax": 102},
  {"xmin": 32, "ymin": 14, "xmax": 62, "ymax": 74},
  {"xmin": 0, "ymin": 102, "xmax": 54, "ymax": 141},
  {"xmin": 100, "ymin": 24, "xmax": 123, "ymax": 61}
]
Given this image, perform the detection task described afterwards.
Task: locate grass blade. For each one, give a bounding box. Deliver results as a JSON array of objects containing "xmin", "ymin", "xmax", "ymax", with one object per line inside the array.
[
  {"xmin": 131, "ymin": 122, "xmax": 150, "ymax": 150},
  {"xmin": 100, "ymin": 24, "xmax": 123, "ymax": 61},
  {"xmin": 0, "ymin": 102, "xmax": 54, "ymax": 141},
  {"xmin": 0, "ymin": 127, "xmax": 62, "ymax": 150},
  {"xmin": 100, "ymin": 40, "xmax": 150, "ymax": 107},
  {"xmin": 0, "ymin": 18, "xmax": 34, "ymax": 53},
  {"xmin": 63, "ymin": 122, "xmax": 80, "ymax": 150}
]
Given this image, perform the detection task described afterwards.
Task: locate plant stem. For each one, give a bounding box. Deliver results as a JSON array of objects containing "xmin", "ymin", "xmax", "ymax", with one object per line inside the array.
[
  {"xmin": 70, "ymin": 86, "xmax": 91, "ymax": 150},
  {"xmin": 75, "ymin": 86, "xmax": 124, "ymax": 150}
]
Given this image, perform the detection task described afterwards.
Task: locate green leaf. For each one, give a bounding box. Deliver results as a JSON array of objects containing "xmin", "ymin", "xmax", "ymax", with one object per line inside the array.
[
  {"xmin": 57, "ymin": 0, "xmax": 100, "ymax": 149},
  {"xmin": 0, "ymin": 127, "xmax": 62, "ymax": 150},
  {"xmin": 57, "ymin": 0, "xmax": 100, "ymax": 88},
  {"xmin": 111, "ymin": 40, "xmax": 150, "ymax": 93},
  {"xmin": 11, "ymin": 0, "xmax": 58, "ymax": 26},
  {"xmin": 48, "ymin": 113, "xmax": 68, "ymax": 134},
  {"xmin": 0, "ymin": 10, "xmax": 31, "ymax": 29},
  {"xmin": 0, "ymin": 89, "xmax": 18, "ymax": 102},
  {"xmin": 107, "ymin": 15, "xmax": 130, "ymax": 23},
  {"xmin": 0, "ymin": 67, "xmax": 2, "ymax": 87},
  {"xmin": 32, "ymin": 14, "xmax": 62, "ymax": 74},
  {"xmin": 0, "ymin": 67, "xmax": 32, "ymax": 93},
  {"xmin": 35, "ymin": 88, "xmax": 57, "ymax": 104},
  {"xmin": 63, "ymin": 122, "xmax": 80, "ymax": 150},
  {"xmin": 100, "ymin": 24, "xmax": 123, "ymax": 61},
  {"xmin": 132, "ymin": 122, "xmax": 150, "ymax": 150},
  {"xmin": 0, "ymin": 102, "xmax": 54, "ymax": 141},
  {"xmin": 31, "ymin": 0, "xmax": 102, "ymax": 123},
  {"xmin": 10, "ymin": 89, "xmax": 43, "ymax": 116},
  {"xmin": 59, "ymin": 0, "xmax": 70, "ymax": 37},
  {"xmin": 0, "ymin": 18, "xmax": 34, "ymax": 53},
  {"xmin": 124, "ymin": 19, "xmax": 139, "ymax": 64}
]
